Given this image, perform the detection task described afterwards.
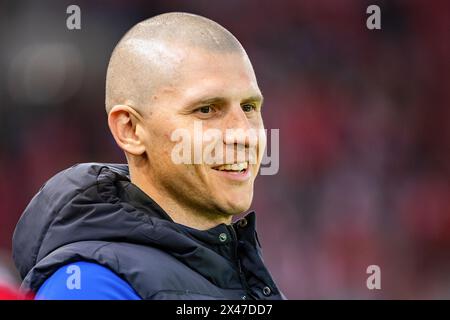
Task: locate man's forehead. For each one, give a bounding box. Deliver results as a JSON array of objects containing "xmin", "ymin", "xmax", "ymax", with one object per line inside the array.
[
  {"xmin": 183, "ymin": 78, "xmax": 258, "ymax": 104},
  {"xmin": 148, "ymin": 45, "xmax": 259, "ymax": 99},
  {"xmin": 124, "ymin": 40, "xmax": 255, "ymax": 83},
  {"xmin": 176, "ymin": 47, "xmax": 257, "ymax": 83}
]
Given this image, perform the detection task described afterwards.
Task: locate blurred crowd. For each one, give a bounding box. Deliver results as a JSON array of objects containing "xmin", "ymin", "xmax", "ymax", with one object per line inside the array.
[{"xmin": 0, "ymin": 0, "xmax": 449, "ymax": 298}]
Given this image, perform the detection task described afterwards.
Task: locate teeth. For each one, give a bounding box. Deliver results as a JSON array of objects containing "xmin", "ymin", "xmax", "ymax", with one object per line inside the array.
[{"xmin": 215, "ymin": 162, "xmax": 248, "ymax": 171}]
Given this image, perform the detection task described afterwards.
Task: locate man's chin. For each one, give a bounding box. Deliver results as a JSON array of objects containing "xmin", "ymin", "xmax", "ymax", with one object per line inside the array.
[{"xmin": 216, "ymin": 195, "xmax": 253, "ymax": 216}]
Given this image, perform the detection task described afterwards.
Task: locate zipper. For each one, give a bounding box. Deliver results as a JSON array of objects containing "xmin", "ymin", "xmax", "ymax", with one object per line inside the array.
[{"xmin": 227, "ymin": 224, "xmax": 256, "ymax": 300}]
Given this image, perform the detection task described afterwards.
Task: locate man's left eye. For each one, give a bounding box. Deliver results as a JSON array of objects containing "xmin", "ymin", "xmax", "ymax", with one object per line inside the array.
[
  {"xmin": 198, "ymin": 106, "xmax": 213, "ymax": 114},
  {"xmin": 242, "ymin": 104, "xmax": 256, "ymax": 113}
]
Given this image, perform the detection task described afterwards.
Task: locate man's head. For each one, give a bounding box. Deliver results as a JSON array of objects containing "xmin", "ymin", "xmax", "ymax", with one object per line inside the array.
[{"xmin": 106, "ymin": 12, "xmax": 265, "ymax": 228}]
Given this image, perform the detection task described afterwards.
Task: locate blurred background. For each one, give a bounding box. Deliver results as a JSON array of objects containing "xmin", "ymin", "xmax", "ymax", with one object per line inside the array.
[{"xmin": 0, "ymin": 0, "xmax": 449, "ymax": 299}]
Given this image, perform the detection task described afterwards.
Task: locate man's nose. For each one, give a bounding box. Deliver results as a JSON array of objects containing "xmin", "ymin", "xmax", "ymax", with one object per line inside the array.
[{"xmin": 223, "ymin": 105, "xmax": 252, "ymax": 146}]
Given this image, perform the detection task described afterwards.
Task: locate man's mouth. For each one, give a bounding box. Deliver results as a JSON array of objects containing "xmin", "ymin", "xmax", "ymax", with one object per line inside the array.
[
  {"xmin": 211, "ymin": 162, "xmax": 251, "ymax": 181},
  {"xmin": 212, "ymin": 162, "xmax": 248, "ymax": 173}
]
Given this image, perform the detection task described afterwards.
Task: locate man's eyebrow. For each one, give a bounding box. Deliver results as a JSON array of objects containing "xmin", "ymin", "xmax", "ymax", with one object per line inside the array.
[
  {"xmin": 194, "ymin": 97, "xmax": 228, "ymax": 105},
  {"xmin": 189, "ymin": 94, "xmax": 264, "ymax": 107},
  {"xmin": 241, "ymin": 94, "xmax": 264, "ymax": 104}
]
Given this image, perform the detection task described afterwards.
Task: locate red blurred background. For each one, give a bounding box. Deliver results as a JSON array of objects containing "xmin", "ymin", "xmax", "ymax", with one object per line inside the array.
[{"xmin": 0, "ymin": 0, "xmax": 449, "ymax": 298}]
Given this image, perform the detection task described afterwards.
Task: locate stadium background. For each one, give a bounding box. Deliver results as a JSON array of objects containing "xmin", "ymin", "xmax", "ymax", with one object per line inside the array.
[{"xmin": 0, "ymin": 0, "xmax": 449, "ymax": 298}]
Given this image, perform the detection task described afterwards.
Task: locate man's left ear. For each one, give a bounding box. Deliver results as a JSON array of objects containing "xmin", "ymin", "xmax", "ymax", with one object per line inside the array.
[{"xmin": 107, "ymin": 105, "xmax": 146, "ymax": 156}]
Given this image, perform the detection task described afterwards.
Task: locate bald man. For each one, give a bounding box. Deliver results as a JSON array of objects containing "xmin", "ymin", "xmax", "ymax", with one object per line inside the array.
[{"xmin": 13, "ymin": 12, "xmax": 285, "ymax": 300}]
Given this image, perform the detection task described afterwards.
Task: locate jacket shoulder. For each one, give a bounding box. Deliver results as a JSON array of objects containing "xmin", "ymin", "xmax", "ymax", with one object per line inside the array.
[
  {"xmin": 35, "ymin": 261, "xmax": 141, "ymax": 300},
  {"xmin": 24, "ymin": 241, "xmax": 227, "ymax": 300}
]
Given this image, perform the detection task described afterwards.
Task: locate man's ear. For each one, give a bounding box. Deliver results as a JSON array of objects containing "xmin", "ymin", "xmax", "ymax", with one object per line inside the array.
[{"xmin": 108, "ymin": 105, "xmax": 146, "ymax": 156}]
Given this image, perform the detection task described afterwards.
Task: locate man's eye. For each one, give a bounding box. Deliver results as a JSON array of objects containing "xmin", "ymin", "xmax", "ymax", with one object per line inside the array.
[
  {"xmin": 242, "ymin": 104, "xmax": 256, "ymax": 113},
  {"xmin": 198, "ymin": 106, "xmax": 213, "ymax": 114}
]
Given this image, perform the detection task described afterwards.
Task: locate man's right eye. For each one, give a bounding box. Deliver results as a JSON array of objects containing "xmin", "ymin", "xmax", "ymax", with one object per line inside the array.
[{"xmin": 197, "ymin": 106, "xmax": 213, "ymax": 114}]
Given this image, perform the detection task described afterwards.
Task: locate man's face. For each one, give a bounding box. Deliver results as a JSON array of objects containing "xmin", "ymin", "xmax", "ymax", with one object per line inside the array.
[{"xmin": 139, "ymin": 46, "xmax": 265, "ymax": 218}]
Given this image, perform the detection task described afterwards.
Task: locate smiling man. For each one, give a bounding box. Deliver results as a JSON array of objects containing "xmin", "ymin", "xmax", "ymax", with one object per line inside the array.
[{"xmin": 13, "ymin": 12, "xmax": 284, "ymax": 300}]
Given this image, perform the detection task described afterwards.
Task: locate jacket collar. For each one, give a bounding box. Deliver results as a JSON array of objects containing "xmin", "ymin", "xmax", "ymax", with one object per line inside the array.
[{"xmin": 121, "ymin": 176, "xmax": 258, "ymax": 251}]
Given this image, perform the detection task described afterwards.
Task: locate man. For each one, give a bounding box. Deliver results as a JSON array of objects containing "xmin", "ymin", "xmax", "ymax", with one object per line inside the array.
[{"xmin": 13, "ymin": 12, "xmax": 284, "ymax": 300}]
